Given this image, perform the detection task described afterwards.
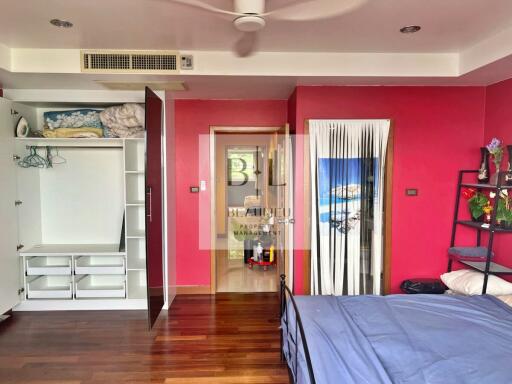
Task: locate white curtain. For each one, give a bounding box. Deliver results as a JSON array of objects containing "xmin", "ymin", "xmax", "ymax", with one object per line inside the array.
[
  {"xmin": 288, "ymin": 136, "xmax": 294, "ymax": 290},
  {"xmin": 310, "ymin": 120, "xmax": 390, "ymax": 296}
]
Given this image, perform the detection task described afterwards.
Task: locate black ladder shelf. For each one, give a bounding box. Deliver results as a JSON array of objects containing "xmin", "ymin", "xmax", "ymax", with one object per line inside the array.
[{"xmin": 448, "ymin": 170, "xmax": 512, "ymax": 294}]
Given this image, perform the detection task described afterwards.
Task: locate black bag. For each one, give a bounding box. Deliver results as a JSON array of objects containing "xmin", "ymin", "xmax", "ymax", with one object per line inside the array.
[{"xmin": 400, "ymin": 279, "xmax": 446, "ymax": 294}]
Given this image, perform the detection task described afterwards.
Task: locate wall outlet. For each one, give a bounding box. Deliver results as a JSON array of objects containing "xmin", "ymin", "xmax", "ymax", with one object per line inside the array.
[{"xmin": 180, "ymin": 55, "xmax": 194, "ymax": 70}]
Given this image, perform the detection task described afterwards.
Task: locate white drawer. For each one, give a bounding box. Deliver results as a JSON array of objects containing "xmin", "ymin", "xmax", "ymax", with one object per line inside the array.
[
  {"xmin": 75, "ymin": 275, "xmax": 126, "ymax": 298},
  {"xmin": 74, "ymin": 256, "xmax": 125, "ymax": 275},
  {"xmin": 26, "ymin": 256, "xmax": 72, "ymax": 276},
  {"xmin": 27, "ymin": 276, "xmax": 73, "ymax": 299}
]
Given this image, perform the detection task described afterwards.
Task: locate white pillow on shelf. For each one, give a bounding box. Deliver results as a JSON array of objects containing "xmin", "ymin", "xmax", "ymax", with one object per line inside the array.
[
  {"xmin": 440, "ymin": 269, "xmax": 512, "ymax": 296},
  {"xmin": 497, "ymin": 295, "xmax": 512, "ymax": 307}
]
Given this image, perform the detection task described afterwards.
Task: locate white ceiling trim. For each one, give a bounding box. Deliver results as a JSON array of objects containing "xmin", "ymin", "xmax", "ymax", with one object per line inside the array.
[
  {"xmin": 10, "ymin": 49, "xmax": 81, "ymax": 73},
  {"xmin": 1, "ymin": 24, "xmax": 512, "ymax": 85},
  {"xmin": 460, "ymin": 24, "xmax": 512, "ymax": 75},
  {"xmin": 3, "ymin": 89, "xmax": 146, "ymax": 104},
  {"xmin": 0, "ymin": 43, "xmax": 11, "ymax": 72},
  {"xmin": 0, "ymin": 47, "xmax": 459, "ymax": 77},
  {"xmin": 186, "ymin": 51, "xmax": 458, "ymax": 77}
]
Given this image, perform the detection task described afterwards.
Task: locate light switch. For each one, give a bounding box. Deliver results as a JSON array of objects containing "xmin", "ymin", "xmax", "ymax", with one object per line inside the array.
[
  {"xmin": 406, "ymin": 189, "xmax": 418, "ymax": 196},
  {"xmin": 200, "ymin": 180, "xmax": 206, "ymax": 191}
]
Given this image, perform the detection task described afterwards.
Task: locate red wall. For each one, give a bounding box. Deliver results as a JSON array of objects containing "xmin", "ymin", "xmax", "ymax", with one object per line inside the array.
[
  {"xmin": 484, "ymin": 78, "xmax": 512, "ymax": 268},
  {"xmin": 173, "ymin": 100, "xmax": 288, "ymax": 286},
  {"xmin": 292, "ymin": 86, "xmax": 486, "ymax": 293},
  {"xmin": 166, "ymin": 99, "xmax": 177, "ymax": 295},
  {"xmin": 171, "ymin": 87, "xmax": 489, "ymax": 293}
]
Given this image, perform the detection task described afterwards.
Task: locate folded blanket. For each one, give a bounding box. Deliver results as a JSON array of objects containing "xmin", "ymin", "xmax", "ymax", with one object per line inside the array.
[
  {"xmin": 448, "ymin": 246, "xmax": 494, "ymax": 261},
  {"xmin": 109, "ymin": 125, "xmax": 144, "ymax": 138},
  {"xmin": 43, "ymin": 127, "xmax": 103, "ymax": 138},
  {"xmin": 44, "ymin": 109, "xmax": 103, "ymax": 130},
  {"xmin": 99, "ymin": 103, "xmax": 145, "ymax": 138}
]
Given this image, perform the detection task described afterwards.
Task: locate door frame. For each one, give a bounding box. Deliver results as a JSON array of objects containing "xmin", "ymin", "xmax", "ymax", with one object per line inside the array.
[
  {"xmin": 209, "ymin": 126, "xmax": 282, "ymax": 294},
  {"xmin": 301, "ymin": 120, "xmax": 394, "ymax": 295}
]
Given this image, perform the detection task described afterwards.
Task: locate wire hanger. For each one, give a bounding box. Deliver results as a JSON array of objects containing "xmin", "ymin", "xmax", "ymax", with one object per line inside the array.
[
  {"xmin": 18, "ymin": 146, "xmax": 48, "ymax": 168},
  {"xmin": 46, "ymin": 146, "xmax": 67, "ymax": 166},
  {"xmin": 18, "ymin": 146, "xmax": 67, "ymax": 169}
]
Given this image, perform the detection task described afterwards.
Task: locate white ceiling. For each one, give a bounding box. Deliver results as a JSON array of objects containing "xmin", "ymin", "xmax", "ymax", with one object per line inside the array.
[
  {"xmin": 0, "ymin": 0, "xmax": 511, "ymax": 53},
  {"xmin": 1, "ymin": 0, "xmax": 512, "ymax": 99}
]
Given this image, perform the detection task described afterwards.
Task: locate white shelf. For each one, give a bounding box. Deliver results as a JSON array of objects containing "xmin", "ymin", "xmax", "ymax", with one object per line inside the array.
[
  {"xmin": 126, "ymin": 200, "xmax": 145, "ymax": 206},
  {"xmin": 15, "ymin": 138, "xmax": 124, "ymax": 148},
  {"xmin": 26, "ymin": 256, "xmax": 71, "ymax": 276},
  {"xmin": 75, "ymin": 275, "xmax": 126, "ymax": 298},
  {"xmin": 74, "ymin": 256, "xmax": 126, "ymax": 275},
  {"xmin": 126, "ymin": 229, "xmax": 145, "ymax": 238},
  {"xmin": 127, "ymin": 259, "xmax": 146, "ymax": 270},
  {"xmin": 125, "ymin": 172, "xmax": 145, "ymax": 203},
  {"xmin": 127, "ymin": 270, "xmax": 147, "ymax": 299},
  {"xmin": 127, "ymin": 238, "xmax": 146, "ymax": 270},
  {"xmin": 27, "ymin": 276, "xmax": 73, "ymax": 299},
  {"xmin": 20, "ymin": 244, "xmax": 126, "ymax": 257},
  {"xmin": 124, "ymin": 138, "xmax": 145, "ymax": 173},
  {"xmin": 126, "ymin": 205, "xmax": 145, "ymax": 240}
]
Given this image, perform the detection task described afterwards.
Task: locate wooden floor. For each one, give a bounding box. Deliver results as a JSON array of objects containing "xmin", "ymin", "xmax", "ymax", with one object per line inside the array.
[{"xmin": 0, "ymin": 294, "xmax": 289, "ymax": 384}]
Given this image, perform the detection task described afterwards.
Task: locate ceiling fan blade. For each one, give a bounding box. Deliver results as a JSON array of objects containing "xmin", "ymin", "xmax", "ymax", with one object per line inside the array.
[
  {"xmin": 265, "ymin": 0, "xmax": 367, "ymax": 21},
  {"xmin": 233, "ymin": 32, "xmax": 259, "ymax": 57},
  {"xmin": 169, "ymin": 0, "xmax": 242, "ymax": 17}
]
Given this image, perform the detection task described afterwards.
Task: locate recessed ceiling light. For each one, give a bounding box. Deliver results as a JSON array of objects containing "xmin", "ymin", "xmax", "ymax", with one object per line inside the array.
[
  {"xmin": 50, "ymin": 19, "xmax": 73, "ymax": 28},
  {"xmin": 400, "ymin": 25, "xmax": 421, "ymax": 34}
]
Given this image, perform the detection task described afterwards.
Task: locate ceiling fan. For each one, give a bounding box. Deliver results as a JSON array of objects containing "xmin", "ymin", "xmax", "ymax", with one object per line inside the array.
[{"xmin": 169, "ymin": 0, "xmax": 367, "ymax": 56}]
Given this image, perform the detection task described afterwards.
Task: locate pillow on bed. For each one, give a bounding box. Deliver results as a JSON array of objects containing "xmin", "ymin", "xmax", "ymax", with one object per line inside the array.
[
  {"xmin": 498, "ymin": 295, "xmax": 512, "ymax": 306},
  {"xmin": 440, "ymin": 269, "xmax": 512, "ymax": 296}
]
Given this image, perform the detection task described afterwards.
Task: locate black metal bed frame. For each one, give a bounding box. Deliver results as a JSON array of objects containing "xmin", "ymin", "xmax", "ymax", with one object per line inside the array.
[{"xmin": 280, "ymin": 274, "xmax": 317, "ymax": 384}]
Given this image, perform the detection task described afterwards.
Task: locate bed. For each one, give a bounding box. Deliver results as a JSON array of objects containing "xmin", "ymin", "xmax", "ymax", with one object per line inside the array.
[{"xmin": 280, "ymin": 277, "xmax": 512, "ymax": 384}]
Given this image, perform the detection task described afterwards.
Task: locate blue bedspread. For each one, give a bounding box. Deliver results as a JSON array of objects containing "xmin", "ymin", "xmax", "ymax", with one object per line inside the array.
[{"xmin": 282, "ymin": 294, "xmax": 512, "ymax": 384}]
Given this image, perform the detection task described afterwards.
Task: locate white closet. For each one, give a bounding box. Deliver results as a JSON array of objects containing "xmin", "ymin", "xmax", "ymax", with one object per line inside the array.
[{"xmin": 0, "ymin": 90, "xmax": 171, "ymax": 319}]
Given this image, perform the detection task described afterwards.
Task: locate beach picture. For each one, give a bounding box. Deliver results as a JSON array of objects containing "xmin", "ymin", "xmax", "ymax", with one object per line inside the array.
[{"xmin": 317, "ymin": 157, "xmax": 378, "ymax": 235}]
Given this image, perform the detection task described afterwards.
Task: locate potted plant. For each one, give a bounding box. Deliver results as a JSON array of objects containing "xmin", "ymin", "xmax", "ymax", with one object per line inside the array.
[
  {"xmin": 486, "ymin": 137, "xmax": 504, "ymax": 185},
  {"xmin": 494, "ymin": 190, "xmax": 512, "ymax": 228},
  {"xmin": 462, "ymin": 188, "xmax": 489, "ymax": 222}
]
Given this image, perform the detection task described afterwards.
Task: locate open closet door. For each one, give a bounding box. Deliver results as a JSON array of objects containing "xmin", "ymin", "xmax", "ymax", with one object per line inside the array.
[
  {"xmin": 145, "ymin": 87, "xmax": 164, "ymax": 329},
  {"xmin": 0, "ymin": 97, "xmax": 20, "ymax": 314}
]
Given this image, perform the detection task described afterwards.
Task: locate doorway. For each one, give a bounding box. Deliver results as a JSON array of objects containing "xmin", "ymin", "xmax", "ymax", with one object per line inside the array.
[{"xmin": 210, "ymin": 126, "xmax": 292, "ymax": 293}]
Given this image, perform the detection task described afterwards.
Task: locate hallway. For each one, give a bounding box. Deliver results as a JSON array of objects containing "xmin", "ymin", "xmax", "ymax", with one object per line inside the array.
[{"xmin": 216, "ymin": 249, "xmax": 279, "ymax": 293}]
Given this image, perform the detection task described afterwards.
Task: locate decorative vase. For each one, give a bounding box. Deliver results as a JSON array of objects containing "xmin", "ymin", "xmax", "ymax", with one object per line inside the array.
[
  {"xmin": 490, "ymin": 154, "xmax": 503, "ymax": 185},
  {"xmin": 489, "ymin": 168, "xmax": 503, "ymax": 185},
  {"xmin": 477, "ymin": 147, "xmax": 490, "ymax": 184},
  {"xmin": 490, "ymin": 169, "xmax": 502, "ymax": 186},
  {"xmin": 506, "ymin": 145, "xmax": 512, "ymax": 186}
]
